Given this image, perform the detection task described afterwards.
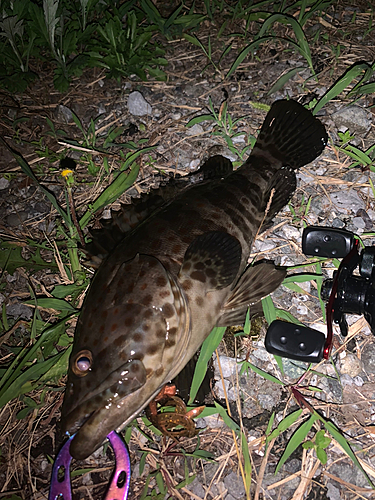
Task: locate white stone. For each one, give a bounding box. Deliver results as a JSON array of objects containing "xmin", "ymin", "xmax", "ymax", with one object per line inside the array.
[{"xmin": 214, "ymin": 355, "xmax": 240, "ymax": 379}]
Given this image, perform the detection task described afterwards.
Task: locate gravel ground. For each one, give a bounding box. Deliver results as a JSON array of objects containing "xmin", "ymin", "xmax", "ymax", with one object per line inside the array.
[{"xmin": 1, "ymin": 4, "xmax": 375, "ymax": 499}]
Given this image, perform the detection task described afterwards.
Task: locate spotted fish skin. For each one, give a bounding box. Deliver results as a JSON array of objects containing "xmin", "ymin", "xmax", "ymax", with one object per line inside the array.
[{"xmin": 60, "ymin": 100, "xmax": 327, "ymax": 460}]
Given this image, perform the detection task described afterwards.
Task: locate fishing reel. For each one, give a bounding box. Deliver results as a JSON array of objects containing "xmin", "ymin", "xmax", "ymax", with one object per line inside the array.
[{"xmin": 265, "ymin": 226, "xmax": 375, "ymax": 363}]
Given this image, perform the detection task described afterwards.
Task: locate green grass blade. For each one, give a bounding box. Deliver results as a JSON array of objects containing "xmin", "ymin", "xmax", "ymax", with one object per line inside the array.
[
  {"xmin": 79, "ymin": 163, "xmax": 140, "ymax": 229},
  {"xmin": 188, "ymin": 326, "xmax": 226, "ymax": 404},
  {"xmin": 313, "ymin": 62, "xmax": 373, "ymax": 115},
  {"xmin": 244, "ymin": 361, "xmax": 284, "ymax": 385},
  {"xmin": 268, "ymin": 67, "xmax": 307, "ymax": 95},
  {"xmin": 275, "ymin": 414, "xmax": 317, "ymax": 473}
]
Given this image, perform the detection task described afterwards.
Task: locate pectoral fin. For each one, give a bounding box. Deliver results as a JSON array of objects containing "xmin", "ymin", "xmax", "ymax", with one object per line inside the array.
[{"xmin": 217, "ymin": 262, "xmax": 286, "ymax": 326}]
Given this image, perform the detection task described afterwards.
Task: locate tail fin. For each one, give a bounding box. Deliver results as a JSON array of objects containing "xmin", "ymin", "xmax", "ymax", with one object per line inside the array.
[{"xmin": 252, "ymin": 100, "xmax": 328, "ymax": 169}]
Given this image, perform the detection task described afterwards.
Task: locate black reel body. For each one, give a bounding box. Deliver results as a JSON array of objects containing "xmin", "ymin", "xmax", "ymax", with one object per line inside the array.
[{"xmin": 265, "ymin": 226, "xmax": 375, "ymax": 363}]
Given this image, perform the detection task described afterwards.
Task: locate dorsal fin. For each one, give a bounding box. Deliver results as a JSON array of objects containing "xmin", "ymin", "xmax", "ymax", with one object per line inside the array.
[{"xmin": 84, "ymin": 155, "xmax": 233, "ymax": 264}]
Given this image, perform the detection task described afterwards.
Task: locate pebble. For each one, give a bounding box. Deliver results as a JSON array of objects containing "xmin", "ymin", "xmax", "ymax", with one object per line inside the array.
[
  {"xmin": 214, "ymin": 378, "xmax": 232, "ymax": 400},
  {"xmin": 127, "ymin": 91, "xmax": 152, "ymax": 116},
  {"xmin": 186, "ymin": 123, "xmax": 204, "ymax": 136},
  {"xmin": 223, "ymin": 472, "xmax": 246, "ymax": 499},
  {"xmin": 330, "ymin": 189, "xmax": 365, "ymax": 214},
  {"xmin": 254, "ymin": 240, "xmax": 276, "ymax": 252},
  {"xmin": 232, "ymin": 134, "xmax": 247, "ymax": 144},
  {"xmin": 55, "ymin": 104, "xmax": 73, "ymax": 123},
  {"xmin": 327, "ymin": 483, "xmax": 341, "ymax": 500},
  {"xmin": 361, "ymin": 344, "xmax": 375, "ymax": 374},
  {"xmin": 281, "ymin": 224, "xmax": 301, "ymax": 242},
  {"xmin": 7, "ymin": 302, "xmax": 33, "ymax": 320},
  {"xmin": 7, "ymin": 211, "xmax": 28, "ymax": 226},
  {"xmin": 252, "ymin": 347, "xmax": 271, "ymax": 362},
  {"xmin": 331, "ymin": 105, "xmax": 372, "ymax": 135},
  {"xmin": 0, "ymin": 177, "xmax": 9, "ymax": 189},
  {"xmin": 352, "ymin": 216, "xmax": 366, "ymax": 229},
  {"xmin": 214, "ymin": 355, "xmax": 240, "ymax": 378},
  {"xmin": 339, "ymin": 353, "xmax": 363, "ymax": 377},
  {"xmin": 353, "ymin": 375, "xmax": 364, "ymax": 387}
]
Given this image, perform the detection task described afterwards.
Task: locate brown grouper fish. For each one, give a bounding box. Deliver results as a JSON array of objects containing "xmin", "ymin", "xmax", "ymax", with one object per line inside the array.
[{"xmin": 60, "ymin": 99, "xmax": 327, "ymax": 460}]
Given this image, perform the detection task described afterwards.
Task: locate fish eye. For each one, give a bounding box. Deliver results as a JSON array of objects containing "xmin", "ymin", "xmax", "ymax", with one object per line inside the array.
[{"xmin": 72, "ymin": 350, "xmax": 93, "ymax": 377}]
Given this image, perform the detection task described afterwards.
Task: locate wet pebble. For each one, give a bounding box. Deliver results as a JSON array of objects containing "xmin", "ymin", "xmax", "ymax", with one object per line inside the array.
[{"xmin": 127, "ymin": 91, "xmax": 152, "ymax": 116}]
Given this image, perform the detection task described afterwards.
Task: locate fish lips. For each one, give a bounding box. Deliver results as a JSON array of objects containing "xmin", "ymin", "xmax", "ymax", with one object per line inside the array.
[{"xmin": 60, "ymin": 358, "xmax": 146, "ymax": 459}]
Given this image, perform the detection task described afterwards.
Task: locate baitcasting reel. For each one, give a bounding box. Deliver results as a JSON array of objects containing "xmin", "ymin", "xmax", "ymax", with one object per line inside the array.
[{"xmin": 265, "ymin": 226, "xmax": 375, "ymax": 363}]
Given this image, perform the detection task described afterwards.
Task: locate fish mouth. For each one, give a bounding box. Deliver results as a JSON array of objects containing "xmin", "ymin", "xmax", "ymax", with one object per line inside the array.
[{"xmin": 61, "ymin": 359, "xmax": 147, "ymax": 458}]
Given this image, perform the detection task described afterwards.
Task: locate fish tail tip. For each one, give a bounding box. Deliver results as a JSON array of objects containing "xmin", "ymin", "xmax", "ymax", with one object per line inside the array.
[{"xmin": 252, "ymin": 99, "xmax": 328, "ymax": 169}]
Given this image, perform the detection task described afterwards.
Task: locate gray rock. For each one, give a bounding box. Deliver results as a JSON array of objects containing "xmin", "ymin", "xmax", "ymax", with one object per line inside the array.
[
  {"xmin": 353, "ymin": 375, "xmax": 364, "ymax": 387},
  {"xmin": 282, "ymin": 359, "xmax": 308, "ymax": 379},
  {"xmin": 332, "ymin": 218, "xmax": 345, "ymax": 228},
  {"xmin": 327, "ymin": 483, "xmax": 341, "ymax": 500},
  {"xmin": 186, "ymin": 123, "xmax": 204, "ymax": 136},
  {"xmin": 352, "ymin": 216, "xmax": 366, "ymax": 229},
  {"xmin": 7, "ymin": 302, "xmax": 33, "ymax": 320},
  {"xmin": 254, "ymin": 240, "xmax": 276, "ymax": 252},
  {"xmin": 327, "ymin": 377, "xmax": 343, "ymax": 402},
  {"xmin": 339, "ymin": 353, "xmax": 363, "ymax": 377},
  {"xmin": 186, "ymin": 477, "xmax": 205, "ymax": 498},
  {"xmin": 232, "ymin": 134, "xmax": 246, "ymax": 144},
  {"xmin": 127, "ymin": 91, "xmax": 152, "ymax": 116},
  {"xmin": 361, "ymin": 343, "xmax": 375, "ymax": 374},
  {"xmin": 55, "ymin": 104, "xmax": 73, "ymax": 123},
  {"xmin": 332, "ymin": 105, "xmax": 371, "ymax": 135},
  {"xmin": 7, "ymin": 211, "xmax": 28, "ymax": 226},
  {"xmin": 223, "ymin": 472, "xmax": 246, "ymax": 499},
  {"xmin": 281, "ymin": 224, "xmax": 301, "ymax": 242},
  {"xmin": 0, "ymin": 177, "xmax": 9, "ymax": 189},
  {"xmin": 214, "ymin": 355, "xmax": 240, "ymax": 379},
  {"xmin": 330, "ymin": 190, "xmax": 365, "ymax": 214},
  {"xmin": 214, "ymin": 378, "xmax": 233, "ymax": 400},
  {"xmin": 252, "ymin": 347, "xmax": 271, "ymax": 362}
]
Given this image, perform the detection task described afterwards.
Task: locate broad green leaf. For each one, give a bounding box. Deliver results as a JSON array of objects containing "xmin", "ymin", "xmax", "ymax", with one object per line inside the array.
[
  {"xmin": 275, "ymin": 414, "xmax": 317, "ymax": 473},
  {"xmin": 186, "ymin": 115, "xmax": 216, "ymax": 127},
  {"xmin": 316, "ymin": 447, "xmax": 327, "ymax": 464},
  {"xmin": 214, "ymin": 401, "xmax": 240, "ymax": 432},
  {"xmin": 188, "ymin": 326, "xmax": 226, "ymax": 404},
  {"xmin": 262, "ymin": 295, "xmax": 277, "ymax": 324},
  {"xmin": 0, "ymin": 243, "xmax": 57, "ymax": 274},
  {"xmin": 25, "ymin": 297, "xmax": 77, "ymax": 313},
  {"xmin": 277, "ymin": 409, "xmax": 303, "ymax": 433},
  {"xmin": 313, "ymin": 62, "xmax": 374, "ymax": 115}
]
